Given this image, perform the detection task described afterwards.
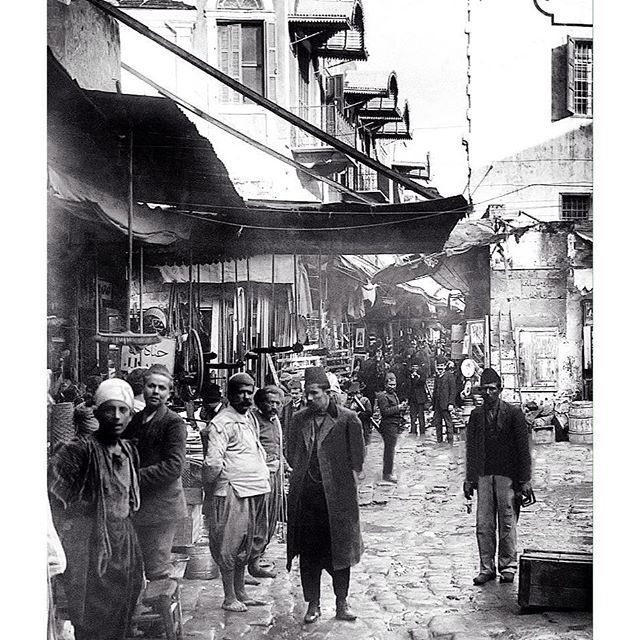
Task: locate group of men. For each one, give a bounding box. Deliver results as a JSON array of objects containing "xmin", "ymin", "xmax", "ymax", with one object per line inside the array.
[{"xmin": 48, "ymin": 357, "xmax": 532, "ymax": 639}]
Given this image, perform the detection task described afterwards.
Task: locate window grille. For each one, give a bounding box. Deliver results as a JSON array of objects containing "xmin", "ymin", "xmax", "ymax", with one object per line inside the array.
[
  {"xmin": 561, "ymin": 194, "xmax": 592, "ymax": 221},
  {"xmin": 573, "ymin": 40, "xmax": 593, "ymax": 117}
]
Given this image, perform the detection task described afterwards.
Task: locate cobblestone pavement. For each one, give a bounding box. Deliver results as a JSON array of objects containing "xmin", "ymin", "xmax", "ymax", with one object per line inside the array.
[{"xmin": 172, "ymin": 427, "xmax": 593, "ymax": 640}]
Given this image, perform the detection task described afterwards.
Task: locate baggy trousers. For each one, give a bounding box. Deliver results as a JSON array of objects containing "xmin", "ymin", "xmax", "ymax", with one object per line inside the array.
[
  {"xmin": 433, "ymin": 408, "xmax": 454, "ymax": 443},
  {"xmin": 476, "ymin": 475, "xmax": 520, "ymax": 575}
]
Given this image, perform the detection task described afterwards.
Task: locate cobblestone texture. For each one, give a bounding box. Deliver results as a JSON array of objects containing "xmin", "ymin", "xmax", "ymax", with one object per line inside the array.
[{"xmin": 152, "ymin": 428, "xmax": 593, "ymax": 640}]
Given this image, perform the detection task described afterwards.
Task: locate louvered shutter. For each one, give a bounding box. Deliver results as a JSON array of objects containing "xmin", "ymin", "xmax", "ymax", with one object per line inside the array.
[
  {"xmin": 566, "ymin": 35, "xmax": 576, "ymax": 115},
  {"xmin": 266, "ymin": 21, "xmax": 277, "ymax": 101},
  {"xmin": 218, "ymin": 23, "xmax": 242, "ymax": 104}
]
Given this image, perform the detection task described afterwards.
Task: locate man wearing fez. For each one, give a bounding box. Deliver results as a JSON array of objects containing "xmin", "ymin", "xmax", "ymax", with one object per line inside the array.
[
  {"xmin": 464, "ymin": 367, "xmax": 533, "ymax": 585},
  {"xmin": 376, "ymin": 372, "xmax": 406, "ymax": 483},
  {"xmin": 48, "ymin": 379, "xmax": 143, "ymax": 640},
  {"xmin": 203, "ymin": 372, "xmax": 271, "ymax": 611},
  {"xmin": 432, "ymin": 355, "xmax": 458, "ymax": 444},
  {"xmin": 123, "ymin": 364, "xmax": 187, "ymax": 582},
  {"xmin": 346, "ymin": 381, "xmax": 373, "ymax": 446},
  {"xmin": 252, "ymin": 386, "xmax": 290, "ymax": 576},
  {"xmin": 287, "ymin": 367, "xmax": 366, "ymax": 624}
]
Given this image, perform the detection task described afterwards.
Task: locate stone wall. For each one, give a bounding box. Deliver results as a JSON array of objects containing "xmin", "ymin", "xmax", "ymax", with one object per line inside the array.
[{"xmin": 47, "ymin": 0, "xmax": 121, "ymax": 90}]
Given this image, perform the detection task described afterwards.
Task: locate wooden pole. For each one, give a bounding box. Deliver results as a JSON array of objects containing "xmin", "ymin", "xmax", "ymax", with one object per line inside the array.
[
  {"xmin": 139, "ymin": 245, "xmax": 144, "ymax": 334},
  {"xmin": 121, "ymin": 63, "xmax": 373, "ymax": 205},
  {"xmin": 89, "ymin": 0, "xmax": 435, "ymax": 200},
  {"xmin": 126, "ymin": 128, "xmax": 133, "ymax": 334}
]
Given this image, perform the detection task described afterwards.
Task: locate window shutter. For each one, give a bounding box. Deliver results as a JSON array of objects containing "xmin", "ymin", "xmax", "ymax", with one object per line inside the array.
[
  {"xmin": 266, "ymin": 21, "xmax": 277, "ymax": 101},
  {"xmin": 326, "ymin": 74, "xmax": 344, "ymax": 112},
  {"xmin": 566, "ymin": 35, "xmax": 576, "ymax": 114},
  {"xmin": 218, "ymin": 24, "xmax": 242, "ymax": 104},
  {"xmin": 230, "ymin": 23, "xmax": 242, "ymax": 104},
  {"xmin": 518, "ymin": 330, "xmax": 558, "ymax": 388}
]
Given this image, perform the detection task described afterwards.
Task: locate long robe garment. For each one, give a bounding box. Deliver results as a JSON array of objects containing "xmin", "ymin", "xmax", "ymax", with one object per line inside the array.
[
  {"xmin": 286, "ymin": 400, "xmax": 365, "ymax": 572},
  {"xmin": 48, "ymin": 436, "xmax": 143, "ymax": 640}
]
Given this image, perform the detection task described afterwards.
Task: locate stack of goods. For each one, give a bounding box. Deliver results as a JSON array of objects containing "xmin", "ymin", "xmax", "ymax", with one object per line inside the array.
[{"xmin": 523, "ymin": 401, "xmax": 555, "ymax": 444}]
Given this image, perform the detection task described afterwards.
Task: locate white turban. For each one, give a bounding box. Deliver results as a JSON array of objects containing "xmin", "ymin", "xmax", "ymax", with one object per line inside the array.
[{"xmin": 94, "ymin": 379, "xmax": 135, "ymax": 411}]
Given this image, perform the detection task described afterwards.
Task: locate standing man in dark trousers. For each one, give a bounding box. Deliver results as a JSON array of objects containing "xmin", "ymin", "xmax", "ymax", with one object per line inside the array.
[
  {"xmin": 376, "ymin": 373, "xmax": 406, "ymax": 483},
  {"xmin": 281, "ymin": 379, "xmax": 303, "ymax": 462},
  {"xmin": 432, "ymin": 355, "xmax": 457, "ymax": 444},
  {"xmin": 123, "ymin": 364, "xmax": 187, "ymax": 582},
  {"xmin": 287, "ymin": 367, "xmax": 365, "ymax": 624},
  {"xmin": 464, "ymin": 367, "xmax": 532, "ymax": 585},
  {"xmin": 408, "ymin": 363, "xmax": 428, "ymax": 435},
  {"xmin": 358, "ymin": 347, "xmax": 387, "ymax": 410}
]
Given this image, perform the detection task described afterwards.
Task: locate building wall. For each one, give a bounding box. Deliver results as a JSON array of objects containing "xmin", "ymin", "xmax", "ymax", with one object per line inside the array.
[
  {"xmin": 47, "ymin": 0, "xmax": 121, "ymax": 90},
  {"xmin": 469, "ymin": 0, "xmax": 592, "ymax": 170}
]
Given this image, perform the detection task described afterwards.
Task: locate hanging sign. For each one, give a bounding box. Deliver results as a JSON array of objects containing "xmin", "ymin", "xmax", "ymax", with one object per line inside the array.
[{"xmin": 120, "ymin": 338, "xmax": 176, "ymax": 374}]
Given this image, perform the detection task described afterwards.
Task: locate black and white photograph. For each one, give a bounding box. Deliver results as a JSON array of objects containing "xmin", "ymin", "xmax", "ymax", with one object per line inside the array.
[{"xmin": 8, "ymin": 0, "xmax": 633, "ymax": 637}]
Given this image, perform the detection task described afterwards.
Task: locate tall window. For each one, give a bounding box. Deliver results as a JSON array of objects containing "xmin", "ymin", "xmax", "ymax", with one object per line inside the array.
[
  {"xmin": 561, "ymin": 193, "xmax": 592, "ymax": 221},
  {"xmin": 567, "ymin": 38, "xmax": 593, "ymax": 117},
  {"xmin": 218, "ymin": 23, "xmax": 264, "ymax": 103}
]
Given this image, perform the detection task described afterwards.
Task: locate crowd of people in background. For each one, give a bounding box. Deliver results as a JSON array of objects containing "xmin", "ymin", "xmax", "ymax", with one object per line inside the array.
[{"xmin": 48, "ymin": 332, "xmax": 511, "ymax": 639}]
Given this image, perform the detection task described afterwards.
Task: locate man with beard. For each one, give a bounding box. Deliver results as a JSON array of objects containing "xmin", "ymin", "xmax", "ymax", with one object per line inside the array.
[
  {"xmin": 122, "ymin": 364, "xmax": 187, "ymax": 583},
  {"xmin": 252, "ymin": 386, "xmax": 290, "ymax": 577},
  {"xmin": 48, "ymin": 379, "xmax": 143, "ymax": 640},
  {"xmin": 287, "ymin": 367, "xmax": 365, "ymax": 624},
  {"xmin": 203, "ymin": 372, "xmax": 271, "ymax": 611},
  {"xmin": 464, "ymin": 368, "xmax": 532, "ymax": 585}
]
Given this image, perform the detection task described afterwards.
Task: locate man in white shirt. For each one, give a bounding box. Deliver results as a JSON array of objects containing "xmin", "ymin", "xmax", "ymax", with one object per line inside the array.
[{"xmin": 203, "ymin": 372, "xmax": 271, "ymax": 612}]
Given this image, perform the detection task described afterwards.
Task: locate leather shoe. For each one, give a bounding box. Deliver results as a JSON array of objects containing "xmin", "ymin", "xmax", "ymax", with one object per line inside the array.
[
  {"xmin": 304, "ymin": 601, "xmax": 321, "ymax": 624},
  {"xmin": 500, "ymin": 572, "xmax": 515, "ymax": 583},
  {"xmin": 473, "ymin": 572, "xmax": 496, "ymax": 585},
  {"xmin": 335, "ymin": 599, "xmax": 357, "ymax": 621},
  {"xmin": 382, "ymin": 474, "xmax": 398, "ymax": 483}
]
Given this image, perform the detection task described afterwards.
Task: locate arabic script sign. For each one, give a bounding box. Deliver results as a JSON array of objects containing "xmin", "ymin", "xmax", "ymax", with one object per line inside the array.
[{"xmin": 121, "ymin": 338, "xmax": 176, "ymax": 374}]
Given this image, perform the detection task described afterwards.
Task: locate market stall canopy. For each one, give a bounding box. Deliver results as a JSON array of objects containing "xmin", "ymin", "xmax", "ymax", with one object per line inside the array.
[{"xmin": 48, "ymin": 48, "xmax": 244, "ymax": 245}]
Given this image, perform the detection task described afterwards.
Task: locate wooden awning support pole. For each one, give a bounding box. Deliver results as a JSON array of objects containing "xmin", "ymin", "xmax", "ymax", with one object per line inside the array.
[
  {"xmin": 121, "ymin": 63, "xmax": 372, "ymax": 204},
  {"xmin": 89, "ymin": 0, "xmax": 434, "ymax": 200}
]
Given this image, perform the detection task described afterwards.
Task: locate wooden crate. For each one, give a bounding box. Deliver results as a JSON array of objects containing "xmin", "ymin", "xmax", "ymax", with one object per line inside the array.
[{"xmin": 518, "ymin": 549, "xmax": 592, "ymax": 611}]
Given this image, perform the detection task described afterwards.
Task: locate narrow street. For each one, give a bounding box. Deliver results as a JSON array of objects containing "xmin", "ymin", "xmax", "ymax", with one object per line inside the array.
[{"xmin": 176, "ymin": 429, "xmax": 593, "ymax": 640}]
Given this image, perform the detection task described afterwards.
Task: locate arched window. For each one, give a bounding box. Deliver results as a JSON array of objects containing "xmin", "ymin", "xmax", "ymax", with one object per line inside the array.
[{"xmin": 217, "ymin": 0, "xmax": 263, "ymax": 9}]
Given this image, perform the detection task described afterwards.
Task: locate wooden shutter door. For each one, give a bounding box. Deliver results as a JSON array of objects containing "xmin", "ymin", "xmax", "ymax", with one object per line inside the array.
[
  {"xmin": 518, "ymin": 330, "xmax": 558, "ymax": 388},
  {"xmin": 218, "ymin": 23, "xmax": 242, "ymax": 104},
  {"xmin": 266, "ymin": 21, "xmax": 277, "ymax": 101},
  {"xmin": 566, "ymin": 36, "xmax": 576, "ymax": 114}
]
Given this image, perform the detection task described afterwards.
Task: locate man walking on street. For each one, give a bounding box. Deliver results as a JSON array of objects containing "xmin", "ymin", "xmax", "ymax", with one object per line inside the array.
[
  {"xmin": 281, "ymin": 379, "xmax": 303, "ymax": 461},
  {"xmin": 377, "ymin": 372, "xmax": 406, "ymax": 483},
  {"xmin": 408, "ymin": 363, "xmax": 428, "ymax": 435},
  {"xmin": 287, "ymin": 367, "xmax": 365, "ymax": 624},
  {"xmin": 203, "ymin": 373, "xmax": 271, "ymax": 611},
  {"xmin": 123, "ymin": 364, "xmax": 187, "ymax": 583},
  {"xmin": 432, "ymin": 355, "xmax": 457, "ymax": 444},
  {"xmin": 346, "ymin": 382, "xmax": 373, "ymax": 446},
  {"xmin": 358, "ymin": 347, "xmax": 387, "ymax": 410},
  {"xmin": 464, "ymin": 367, "xmax": 533, "ymax": 585}
]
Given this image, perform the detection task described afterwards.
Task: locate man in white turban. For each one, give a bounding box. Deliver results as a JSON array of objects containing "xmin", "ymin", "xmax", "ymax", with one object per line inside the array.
[{"xmin": 48, "ymin": 378, "xmax": 143, "ymax": 640}]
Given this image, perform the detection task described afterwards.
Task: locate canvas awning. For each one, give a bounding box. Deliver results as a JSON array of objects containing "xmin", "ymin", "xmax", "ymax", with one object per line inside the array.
[
  {"xmin": 289, "ymin": 0, "xmax": 362, "ymax": 26},
  {"xmin": 359, "ymin": 96, "xmax": 401, "ymax": 121},
  {"xmin": 315, "ymin": 24, "xmax": 367, "ymax": 61},
  {"xmin": 343, "ymin": 70, "xmax": 398, "ymax": 98},
  {"xmin": 372, "ymin": 103, "xmax": 411, "ymax": 140}
]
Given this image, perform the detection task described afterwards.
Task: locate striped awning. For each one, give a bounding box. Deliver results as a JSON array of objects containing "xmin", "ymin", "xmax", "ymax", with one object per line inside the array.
[
  {"xmin": 314, "ymin": 23, "xmax": 367, "ymax": 60},
  {"xmin": 358, "ymin": 96, "xmax": 402, "ymax": 121},
  {"xmin": 289, "ymin": 0, "xmax": 362, "ymax": 26},
  {"xmin": 343, "ymin": 70, "xmax": 398, "ymax": 97},
  {"xmin": 372, "ymin": 102, "xmax": 411, "ymax": 139}
]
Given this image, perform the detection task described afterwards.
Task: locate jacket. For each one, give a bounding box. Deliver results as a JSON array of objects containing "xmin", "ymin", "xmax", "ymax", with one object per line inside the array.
[
  {"xmin": 286, "ymin": 401, "xmax": 365, "ymax": 571},
  {"xmin": 465, "ymin": 399, "xmax": 531, "ymax": 484},
  {"xmin": 432, "ymin": 370, "xmax": 457, "ymax": 410},
  {"xmin": 123, "ymin": 404, "xmax": 187, "ymax": 525},
  {"xmin": 377, "ymin": 389, "xmax": 402, "ymax": 430},
  {"xmin": 408, "ymin": 370, "xmax": 428, "ymax": 405}
]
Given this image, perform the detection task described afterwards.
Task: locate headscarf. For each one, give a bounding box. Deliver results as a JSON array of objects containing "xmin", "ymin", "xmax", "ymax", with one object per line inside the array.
[{"xmin": 93, "ymin": 379, "xmax": 134, "ymax": 411}]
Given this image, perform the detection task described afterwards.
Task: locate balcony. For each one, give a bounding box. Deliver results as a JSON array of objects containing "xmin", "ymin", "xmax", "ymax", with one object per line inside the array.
[
  {"xmin": 355, "ymin": 163, "xmax": 390, "ymax": 202},
  {"xmin": 290, "ymin": 104, "xmax": 357, "ymax": 150}
]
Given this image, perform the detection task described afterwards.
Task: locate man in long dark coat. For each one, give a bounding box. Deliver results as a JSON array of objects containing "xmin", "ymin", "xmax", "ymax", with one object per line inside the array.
[
  {"xmin": 408, "ymin": 363, "xmax": 429, "ymax": 435},
  {"xmin": 432, "ymin": 355, "xmax": 458, "ymax": 443},
  {"xmin": 48, "ymin": 379, "xmax": 143, "ymax": 640},
  {"xmin": 122, "ymin": 364, "xmax": 187, "ymax": 582},
  {"xmin": 287, "ymin": 366, "xmax": 366, "ymax": 624}
]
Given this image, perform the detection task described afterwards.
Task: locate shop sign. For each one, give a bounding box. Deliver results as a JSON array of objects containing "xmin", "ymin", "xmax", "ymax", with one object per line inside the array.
[{"xmin": 121, "ymin": 338, "xmax": 176, "ymax": 373}]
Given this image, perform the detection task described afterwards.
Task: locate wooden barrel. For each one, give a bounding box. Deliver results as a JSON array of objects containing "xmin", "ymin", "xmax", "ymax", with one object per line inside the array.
[
  {"xmin": 568, "ymin": 401, "xmax": 593, "ymax": 444},
  {"xmin": 175, "ymin": 543, "xmax": 219, "ymax": 580}
]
